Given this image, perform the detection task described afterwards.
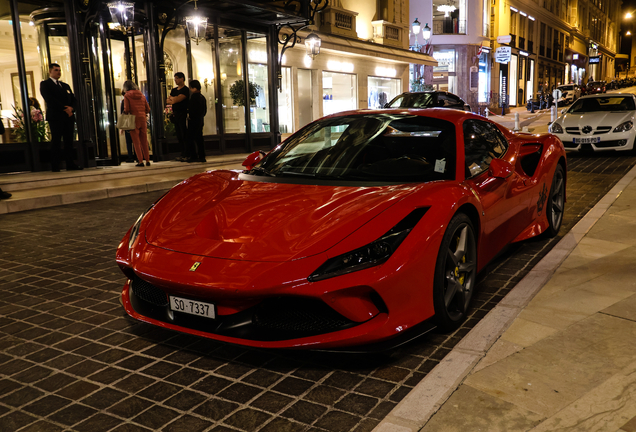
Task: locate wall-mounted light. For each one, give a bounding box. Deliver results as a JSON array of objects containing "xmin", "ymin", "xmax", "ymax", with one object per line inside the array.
[
  {"xmin": 185, "ymin": 1, "xmax": 207, "ymax": 46},
  {"xmin": 305, "ymin": 33, "xmax": 321, "ymax": 59},
  {"xmin": 107, "ymin": 1, "xmax": 135, "ymax": 32}
]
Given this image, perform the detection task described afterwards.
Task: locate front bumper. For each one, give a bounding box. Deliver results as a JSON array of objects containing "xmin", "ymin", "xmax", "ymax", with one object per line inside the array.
[
  {"xmin": 556, "ymin": 131, "xmax": 634, "ymax": 152},
  {"xmin": 117, "ymin": 231, "xmax": 440, "ymax": 349}
]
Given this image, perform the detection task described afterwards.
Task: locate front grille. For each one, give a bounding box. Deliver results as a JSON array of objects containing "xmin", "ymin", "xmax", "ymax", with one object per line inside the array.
[
  {"xmin": 593, "ymin": 126, "xmax": 612, "ymax": 135},
  {"xmin": 565, "ymin": 127, "xmax": 580, "ymax": 135},
  {"xmin": 596, "ymin": 140, "xmax": 628, "ymax": 148},
  {"xmin": 131, "ymin": 275, "xmax": 168, "ymax": 306},
  {"xmin": 564, "ymin": 140, "xmax": 628, "ymax": 149},
  {"xmin": 253, "ymin": 298, "xmax": 354, "ymax": 334}
]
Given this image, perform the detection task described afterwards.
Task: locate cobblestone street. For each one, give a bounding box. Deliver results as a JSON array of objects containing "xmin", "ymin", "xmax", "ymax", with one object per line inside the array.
[{"xmin": 1, "ymin": 152, "xmax": 635, "ymax": 432}]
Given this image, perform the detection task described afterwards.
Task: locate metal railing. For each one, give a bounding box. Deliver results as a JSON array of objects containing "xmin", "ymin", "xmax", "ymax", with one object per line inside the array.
[{"xmin": 432, "ymin": 19, "xmax": 466, "ymax": 35}]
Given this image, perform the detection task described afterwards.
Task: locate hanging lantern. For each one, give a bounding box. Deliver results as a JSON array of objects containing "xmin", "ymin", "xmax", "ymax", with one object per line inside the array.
[
  {"xmin": 107, "ymin": 1, "xmax": 135, "ymax": 32},
  {"xmin": 305, "ymin": 33, "xmax": 321, "ymax": 59},
  {"xmin": 185, "ymin": 0, "xmax": 207, "ymax": 45}
]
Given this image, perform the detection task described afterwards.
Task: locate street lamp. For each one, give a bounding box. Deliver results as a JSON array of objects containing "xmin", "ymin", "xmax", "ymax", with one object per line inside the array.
[
  {"xmin": 412, "ymin": 18, "xmax": 421, "ymax": 36},
  {"xmin": 422, "ymin": 22, "xmax": 431, "ymax": 54}
]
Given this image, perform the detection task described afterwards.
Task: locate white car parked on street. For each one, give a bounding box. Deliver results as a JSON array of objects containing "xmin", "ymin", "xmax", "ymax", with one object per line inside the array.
[
  {"xmin": 549, "ymin": 94, "xmax": 636, "ymax": 152},
  {"xmin": 556, "ymin": 84, "xmax": 581, "ymax": 105}
]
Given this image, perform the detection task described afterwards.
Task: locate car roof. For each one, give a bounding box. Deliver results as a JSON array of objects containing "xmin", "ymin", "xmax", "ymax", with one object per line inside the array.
[{"xmin": 323, "ymin": 108, "xmax": 480, "ymax": 122}]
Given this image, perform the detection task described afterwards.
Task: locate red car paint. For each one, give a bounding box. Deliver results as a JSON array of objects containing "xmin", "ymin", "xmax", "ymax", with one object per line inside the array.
[{"xmin": 117, "ymin": 109, "xmax": 566, "ymax": 349}]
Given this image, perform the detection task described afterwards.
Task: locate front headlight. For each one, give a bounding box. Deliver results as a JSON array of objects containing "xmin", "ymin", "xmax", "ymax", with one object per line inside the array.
[
  {"xmin": 613, "ymin": 121, "xmax": 633, "ymax": 133},
  {"xmin": 308, "ymin": 208, "xmax": 428, "ymax": 282},
  {"xmin": 550, "ymin": 122, "xmax": 563, "ymax": 134},
  {"xmin": 128, "ymin": 205, "xmax": 154, "ymax": 249}
]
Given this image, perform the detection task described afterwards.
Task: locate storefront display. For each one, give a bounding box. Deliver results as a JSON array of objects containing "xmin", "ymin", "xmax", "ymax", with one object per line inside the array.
[
  {"xmin": 432, "ymin": 49, "xmax": 457, "ymax": 93},
  {"xmin": 478, "ymin": 51, "xmax": 490, "ymax": 103},
  {"xmin": 247, "ymin": 33, "xmax": 269, "ymax": 134},
  {"xmin": 278, "ymin": 67, "xmax": 292, "ymax": 134},
  {"xmin": 368, "ymin": 76, "xmax": 400, "ymax": 109},
  {"xmin": 322, "ymin": 71, "xmax": 357, "ymax": 116},
  {"xmin": 219, "ymin": 27, "xmax": 245, "ymax": 134},
  {"xmin": 509, "ymin": 54, "xmax": 518, "ymax": 106}
]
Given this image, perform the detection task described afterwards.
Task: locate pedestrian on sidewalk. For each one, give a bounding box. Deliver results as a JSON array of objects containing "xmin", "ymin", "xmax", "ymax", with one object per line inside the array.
[
  {"xmin": 40, "ymin": 63, "xmax": 83, "ymax": 172},
  {"xmin": 122, "ymin": 81, "xmax": 151, "ymax": 167},
  {"xmin": 186, "ymin": 80, "xmax": 207, "ymax": 163},
  {"xmin": 166, "ymin": 72, "xmax": 190, "ymax": 161},
  {"xmin": 120, "ymin": 92, "xmax": 136, "ymax": 163}
]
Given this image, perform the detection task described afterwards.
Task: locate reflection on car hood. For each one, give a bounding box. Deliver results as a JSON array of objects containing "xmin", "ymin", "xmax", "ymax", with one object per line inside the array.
[
  {"xmin": 560, "ymin": 111, "xmax": 634, "ymax": 128},
  {"xmin": 145, "ymin": 170, "xmax": 424, "ymax": 262}
]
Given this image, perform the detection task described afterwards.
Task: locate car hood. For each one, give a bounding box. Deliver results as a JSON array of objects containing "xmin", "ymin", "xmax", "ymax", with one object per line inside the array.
[
  {"xmin": 144, "ymin": 171, "xmax": 423, "ymax": 262},
  {"xmin": 560, "ymin": 111, "xmax": 633, "ymax": 128}
]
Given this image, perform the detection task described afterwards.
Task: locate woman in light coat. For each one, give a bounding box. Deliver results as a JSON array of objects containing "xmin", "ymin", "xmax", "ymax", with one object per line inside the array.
[{"xmin": 123, "ymin": 81, "xmax": 151, "ymax": 166}]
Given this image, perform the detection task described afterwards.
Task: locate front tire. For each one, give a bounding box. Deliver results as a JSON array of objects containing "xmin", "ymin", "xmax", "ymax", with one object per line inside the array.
[
  {"xmin": 433, "ymin": 213, "xmax": 477, "ymax": 331},
  {"xmin": 546, "ymin": 164, "xmax": 565, "ymax": 237}
]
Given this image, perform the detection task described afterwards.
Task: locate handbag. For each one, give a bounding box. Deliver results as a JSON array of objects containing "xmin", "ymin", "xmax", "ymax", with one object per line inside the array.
[{"xmin": 117, "ymin": 113, "xmax": 136, "ymax": 131}]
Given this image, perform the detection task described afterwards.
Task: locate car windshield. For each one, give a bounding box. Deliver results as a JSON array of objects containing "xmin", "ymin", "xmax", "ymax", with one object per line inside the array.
[
  {"xmin": 387, "ymin": 93, "xmax": 434, "ymax": 108},
  {"xmin": 569, "ymin": 97, "xmax": 635, "ymax": 113},
  {"xmin": 559, "ymin": 85, "xmax": 574, "ymax": 91},
  {"xmin": 253, "ymin": 114, "xmax": 456, "ymax": 183}
]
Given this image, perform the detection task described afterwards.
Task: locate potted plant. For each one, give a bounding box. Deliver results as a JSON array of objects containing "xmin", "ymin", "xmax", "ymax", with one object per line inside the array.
[{"xmin": 229, "ymin": 80, "xmax": 261, "ymax": 106}]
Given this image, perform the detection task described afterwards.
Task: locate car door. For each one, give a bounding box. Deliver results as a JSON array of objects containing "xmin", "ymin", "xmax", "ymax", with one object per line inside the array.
[{"xmin": 462, "ymin": 119, "xmax": 534, "ymax": 264}]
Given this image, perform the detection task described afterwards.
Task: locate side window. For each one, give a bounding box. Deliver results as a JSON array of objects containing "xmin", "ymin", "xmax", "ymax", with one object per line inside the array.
[
  {"xmin": 463, "ymin": 120, "xmax": 509, "ymax": 177},
  {"xmin": 448, "ymin": 95, "xmax": 462, "ymax": 107},
  {"xmin": 437, "ymin": 93, "xmax": 450, "ymax": 107}
]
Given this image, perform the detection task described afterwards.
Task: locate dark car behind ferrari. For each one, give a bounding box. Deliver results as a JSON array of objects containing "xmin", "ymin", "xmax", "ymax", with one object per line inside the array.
[{"xmin": 386, "ymin": 91, "xmax": 471, "ymax": 112}]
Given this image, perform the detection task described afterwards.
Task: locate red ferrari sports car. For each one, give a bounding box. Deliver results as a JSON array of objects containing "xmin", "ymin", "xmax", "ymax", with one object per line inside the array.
[{"xmin": 116, "ymin": 109, "xmax": 566, "ymax": 350}]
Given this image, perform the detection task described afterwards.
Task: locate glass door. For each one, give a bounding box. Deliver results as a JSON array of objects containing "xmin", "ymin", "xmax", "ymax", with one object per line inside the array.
[{"xmin": 219, "ymin": 28, "xmax": 245, "ymax": 134}]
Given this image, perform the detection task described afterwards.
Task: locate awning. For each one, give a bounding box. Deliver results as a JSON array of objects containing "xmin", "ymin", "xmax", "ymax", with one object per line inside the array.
[{"xmin": 314, "ymin": 32, "xmax": 437, "ymax": 66}]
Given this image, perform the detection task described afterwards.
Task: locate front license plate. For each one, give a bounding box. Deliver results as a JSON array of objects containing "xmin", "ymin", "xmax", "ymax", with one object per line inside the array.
[
  {"xmin": 169, "ymin": 296, "xmax": 216, "ymax": 319},
  {"xmin": 573, "ymin": 137, "xmax": 600, "ymax": 144}
]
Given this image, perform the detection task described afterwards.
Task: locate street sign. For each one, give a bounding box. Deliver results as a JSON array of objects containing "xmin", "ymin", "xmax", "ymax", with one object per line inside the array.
[
  {"xmin": 495, "ymin": 46, "xmax": 511, "ymax": 63},
  {"xmin": 497, "ymin": 35, "xmax": 512, "ymax": 44},
  {"xmin": 552, "ymin": 89, "xmax": 562, "ymax": 100},
  {"xmin": 589, "ymin": 55, "xmax": 601, "ymax": 64}
]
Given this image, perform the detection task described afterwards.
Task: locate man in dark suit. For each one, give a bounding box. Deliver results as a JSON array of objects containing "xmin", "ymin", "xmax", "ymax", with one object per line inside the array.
[{"xmin": 40, "ymin": 63, "xmax": 82, "ymax": 172}]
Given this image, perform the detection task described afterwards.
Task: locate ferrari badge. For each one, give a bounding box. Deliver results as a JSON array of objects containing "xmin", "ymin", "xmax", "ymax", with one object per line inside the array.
[{"xmin": 189, "ymin": 262, "xmax": 201, "ymax": 272}]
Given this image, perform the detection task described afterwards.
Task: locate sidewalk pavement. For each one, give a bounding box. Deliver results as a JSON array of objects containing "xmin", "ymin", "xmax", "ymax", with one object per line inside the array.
[{"xmin": 375, "ymin": 164, "xmax": 636, "ymax": 431}]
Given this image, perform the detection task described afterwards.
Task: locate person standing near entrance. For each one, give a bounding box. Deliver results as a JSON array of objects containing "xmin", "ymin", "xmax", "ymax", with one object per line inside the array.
[
  {"xmin": 40, "ymin": 63, "xmax": 83, "ymax": 172},
  {"xmin": 186, "ymin": 80, "xmax": 207, "ymax": 163},
  {"xmin": 123, "ymin": 81, "xmax": 151, "ymax": 167},
  {"xmin": 166, "ymin": 72, "xmax": 190, "ymax": 161}
]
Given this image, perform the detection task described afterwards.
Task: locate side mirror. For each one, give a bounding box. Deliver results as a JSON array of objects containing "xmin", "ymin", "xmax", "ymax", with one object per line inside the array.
[
  {"xmin": 488, "ymin": 158, "xmax": 514, "ymax": 179},
  {"xmin": 464, "ymin": 104, "xmax": 471, "ymax": 112},
  {"xmin": 242, "ymin": 150, "xmax": 266, "ymax": 171}
]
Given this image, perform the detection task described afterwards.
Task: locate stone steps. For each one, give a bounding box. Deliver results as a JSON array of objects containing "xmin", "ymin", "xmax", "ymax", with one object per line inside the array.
[{"xmin": 0, "ymin": 155, "xmax": 248, "ymax": 215}]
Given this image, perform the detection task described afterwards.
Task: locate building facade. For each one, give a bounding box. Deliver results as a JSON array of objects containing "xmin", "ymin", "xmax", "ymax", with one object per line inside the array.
[
  {"xmin": 494, "ymin": 0, "xmax": 620, "ymax": 108},
  {"xmin": 0, "ymin": 0, "xmax": 435, "ymax": 174},
  {"xmin": 410, "ymin": 0, "xmax": 620, "ymax": 110}
]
